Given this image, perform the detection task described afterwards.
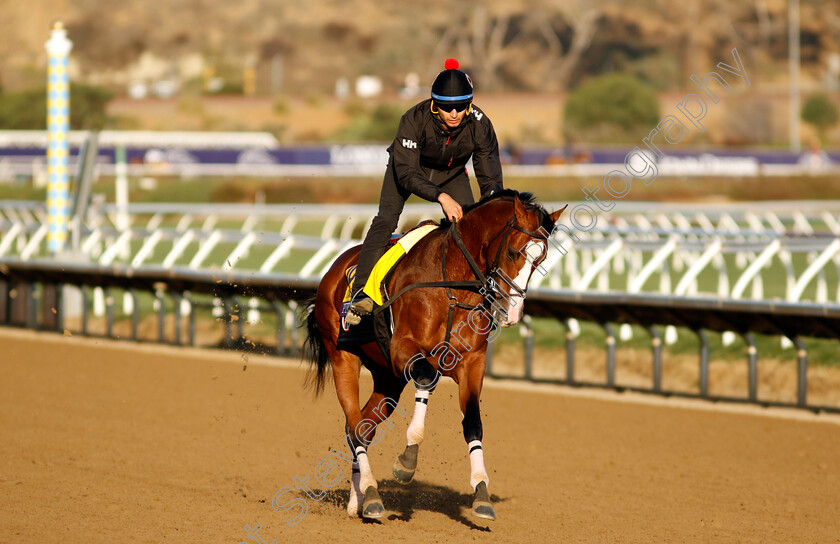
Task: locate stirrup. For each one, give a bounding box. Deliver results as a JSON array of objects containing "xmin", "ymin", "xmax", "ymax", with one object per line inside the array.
[
  {"xmin": 351, "ymin": 296, "xmax": 374, "ymax": 316},
  {"xmin": 346, "ymin": 294, "xmax": 374, "ymax": 326}
]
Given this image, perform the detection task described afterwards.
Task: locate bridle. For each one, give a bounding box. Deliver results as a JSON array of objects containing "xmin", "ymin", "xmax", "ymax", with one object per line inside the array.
[
  {"xmin": 452, "ymin": 212, "xmax": 549, "ymax": 288},
  {"xmin": 446, "ymin": 206, "xmax": 548, "ymax": 317},
  {"xmin": 376, "ymin": 200, "xmax": 551, "ymax": 344}
]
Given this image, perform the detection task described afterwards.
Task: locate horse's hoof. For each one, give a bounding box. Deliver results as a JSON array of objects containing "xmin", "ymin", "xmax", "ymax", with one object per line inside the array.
[
  {"xmin": 393, "ymin": 458, "xmax": 415, "ymax": 484},
  {"xmin": 393, "ymin": 444, "xmax": 419, "ymax": 485},
  {"xmin": 472, "ymin": 503, "xmax": 496, "ymax": 520},
  {"xmin": 362, "ymin": 485, "xmax": 386, "ymax": 519},
  {"xmin": 471, "ymin": 481, "xmax": 496, "ymax": 521},
  {"xmin": 347, "ymin": 491, "xmax": 364, "ymax": 517}
]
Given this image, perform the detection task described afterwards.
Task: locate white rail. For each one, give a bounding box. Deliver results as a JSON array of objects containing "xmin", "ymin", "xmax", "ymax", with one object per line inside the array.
[{"xmin": 1, "ymin": 200, "xmax": 838, "ymax": 305}]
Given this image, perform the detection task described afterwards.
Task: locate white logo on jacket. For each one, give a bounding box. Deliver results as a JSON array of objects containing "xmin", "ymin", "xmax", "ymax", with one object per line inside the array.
[
  {"xmin": 472, "ymin": 110, "xmax": 484, "ymax": 121},
  {"xmin": 402, "ymin": 139, "xmax": 417, "ymax": 149}
]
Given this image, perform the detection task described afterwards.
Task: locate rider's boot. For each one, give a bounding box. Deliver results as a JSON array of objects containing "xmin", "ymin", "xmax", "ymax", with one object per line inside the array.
[{"xmin": 346, "ymin": 291, "xmax": 374, "ymax": 326}]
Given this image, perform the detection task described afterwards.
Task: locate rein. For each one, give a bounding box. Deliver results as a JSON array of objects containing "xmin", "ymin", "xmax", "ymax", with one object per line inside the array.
[
  {"xmin": 374, "ymin": 222, "xmax": 483, "ymax": 313},
  {"xmin": 374, "ymin": 202, "xmax": 549, "ymax": 344}
]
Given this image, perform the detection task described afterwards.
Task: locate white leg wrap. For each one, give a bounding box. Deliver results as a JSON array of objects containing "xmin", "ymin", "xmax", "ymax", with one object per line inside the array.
[
  {"xmin": 346, "ymin": 462, "xmax": 364, "ymax": 516},
  {"xmin": 468, "ymin": 440, "xmax": 489, "ymax": 489},
  {"xmin": 406, "ymin": 390, "xmax": 430, "ymax": 446},
  {"xmin": 355, "ymin": 446, "xmax": 377, "ymax": 491}
]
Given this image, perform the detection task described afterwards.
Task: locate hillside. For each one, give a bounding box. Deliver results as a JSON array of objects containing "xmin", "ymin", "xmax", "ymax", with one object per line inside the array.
[{"xmin": 1, "ymin": 0, "xmax": 839, "ymax": 96}]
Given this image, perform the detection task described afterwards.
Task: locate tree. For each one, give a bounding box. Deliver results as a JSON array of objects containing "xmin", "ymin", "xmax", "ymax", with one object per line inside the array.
[
  {"xmin": 430, "ymin": 6, "xmax": 516, "ymax": 91},
  {"xmin": 430, "ymin": 3, "xmax": 605, "ymax": 92},
  {"xmin": 0, "ymin": 84, "xmax": 113, "ymax": 130},
  {"xmin": 536, "ymin": 3, "xmax": 601, "ymax": 91},
  {"xmin": 801, "ymin": 94, "xmax": 839, "ymax": 143},
  {"xmin": 332, "ymin": 103, "xmax": 404, "ymax": 142},
  {"xmin": 564, "ymin": 73, "xmax": 660, "ymax": 143}
]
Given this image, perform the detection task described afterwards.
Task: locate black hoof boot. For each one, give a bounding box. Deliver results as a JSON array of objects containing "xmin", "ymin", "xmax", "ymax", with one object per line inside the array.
[
  {"xmin": 362, "ymin": 485, "xmax": 386, "ymax": 519},
  {"xmin": 393, "ymin": 444, "xmax": 419, "ymax": 484},
  {"xmin": 471, "ymin": 481, "xmax": 496, "ymax": 521}
]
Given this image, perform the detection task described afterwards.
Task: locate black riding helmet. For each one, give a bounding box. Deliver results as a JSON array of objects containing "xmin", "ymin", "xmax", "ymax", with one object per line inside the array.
[{"xmin": 431, "ymin": 58, "xmax": 473, "ymax": 113}]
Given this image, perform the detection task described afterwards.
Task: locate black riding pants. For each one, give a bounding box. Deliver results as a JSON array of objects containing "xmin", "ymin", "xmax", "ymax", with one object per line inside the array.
[{"xmin": 354, "ymin": 159, "xmax": 475, "ymax": 295}]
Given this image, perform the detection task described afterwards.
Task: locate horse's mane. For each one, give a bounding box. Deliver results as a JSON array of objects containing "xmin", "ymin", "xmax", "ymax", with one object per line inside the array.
[{"xmin": 437, "ymin": 189, "xmax": 555, "ymax": 233}]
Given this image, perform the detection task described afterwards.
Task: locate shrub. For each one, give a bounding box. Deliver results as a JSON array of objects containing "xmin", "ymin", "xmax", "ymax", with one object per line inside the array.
[
  {"xmin": 564, "ymin": 74, "xmax": 660, "ymax": 143},
  {"xmin": 333, "ymin": 102, "xmax": 405, "ymax": 142},
  {"xmin": 801, "ymin": 94, "xmax": 839, "ymax": 141},
  {"xmin": 0, "ymin": 84, "xmax": 113, "ymax": 130}
]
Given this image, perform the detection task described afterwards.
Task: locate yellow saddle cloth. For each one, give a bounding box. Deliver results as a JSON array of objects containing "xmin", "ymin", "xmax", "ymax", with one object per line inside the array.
[{"xmin": 344, "ymin": 223, "xmax": 438, "ymax": 306}]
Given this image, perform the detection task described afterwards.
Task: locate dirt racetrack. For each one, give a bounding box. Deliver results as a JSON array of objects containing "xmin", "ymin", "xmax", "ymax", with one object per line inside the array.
[{"xmin": 2, "ymin": 328, "xmax": 839, "ymax": 543}]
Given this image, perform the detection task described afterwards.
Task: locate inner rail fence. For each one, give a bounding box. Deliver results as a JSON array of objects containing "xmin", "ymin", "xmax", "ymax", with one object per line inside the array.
[
  {"xmin": 1, "ymin": 258, "xmax": 838, "ymax": 414},
  {"xmin": 2, "ymin": 201, "xmax": 840, "ymax": 309}
]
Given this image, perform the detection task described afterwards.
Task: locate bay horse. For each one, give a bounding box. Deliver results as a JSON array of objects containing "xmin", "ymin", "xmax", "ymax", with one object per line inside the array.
[{"xmin": 303, "ymin": 190, "xmax": 564, "ymax": 521}]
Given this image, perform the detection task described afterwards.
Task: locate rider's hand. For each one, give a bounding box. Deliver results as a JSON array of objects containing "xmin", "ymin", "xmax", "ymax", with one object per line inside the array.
[{"xmin": 438, "ymin": 193, "xmax": 463, "ymax": 222}]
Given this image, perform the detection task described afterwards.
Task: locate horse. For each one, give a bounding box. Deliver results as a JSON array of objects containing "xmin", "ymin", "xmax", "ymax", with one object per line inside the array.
[{"xmin": 302, "ymin": 190, "xmax": 564, "ymax": 521}]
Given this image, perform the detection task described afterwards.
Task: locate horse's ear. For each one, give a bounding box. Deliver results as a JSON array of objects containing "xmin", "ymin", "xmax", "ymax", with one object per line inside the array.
[
  {"xmin": 550, "ymin": 204, "xmax": 568, "ymax": 223},
  {"xmin": 513, "ymin": 194, "xmax": 527, "ymax": 220}
]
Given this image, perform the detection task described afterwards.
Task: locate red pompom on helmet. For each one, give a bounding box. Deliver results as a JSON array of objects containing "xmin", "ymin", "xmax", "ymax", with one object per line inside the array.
[{"xmin": 431, "ymin": 58, "xmax": 473, "ymax": 113}]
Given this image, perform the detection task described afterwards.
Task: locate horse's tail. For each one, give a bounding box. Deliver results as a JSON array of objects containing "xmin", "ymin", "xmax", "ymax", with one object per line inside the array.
[{"xmin": 301, "ymin": 297, "xmax": 331, "ymax": 395}]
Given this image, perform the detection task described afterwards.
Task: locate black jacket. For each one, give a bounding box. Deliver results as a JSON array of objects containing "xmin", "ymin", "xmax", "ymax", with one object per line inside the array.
[{"xmin": 385, "ymin": 99, "xmax": 504, "ymax": 202}]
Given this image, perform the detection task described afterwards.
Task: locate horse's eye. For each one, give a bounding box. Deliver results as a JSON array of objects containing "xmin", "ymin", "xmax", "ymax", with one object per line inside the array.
[{"xmin": 506, "ymin": 248, "xmax": 519, "ymax": 261}]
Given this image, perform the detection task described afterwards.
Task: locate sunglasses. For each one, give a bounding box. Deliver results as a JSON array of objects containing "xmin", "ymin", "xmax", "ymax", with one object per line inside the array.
[{"xmin": 435, "ymin": 100, "xmax": 470, "ymax": 113}]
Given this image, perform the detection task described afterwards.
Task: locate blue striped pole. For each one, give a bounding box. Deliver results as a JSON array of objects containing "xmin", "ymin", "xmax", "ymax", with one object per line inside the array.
[{"xmin": 45, "ymin": 22, "xmax": 73, "ymax": 254}]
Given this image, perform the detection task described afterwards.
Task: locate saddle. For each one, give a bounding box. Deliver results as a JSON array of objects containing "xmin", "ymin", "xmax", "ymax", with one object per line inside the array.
[{"xmin": 337, "ymin": 221, "xmax": 438, "ymax": 360}]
